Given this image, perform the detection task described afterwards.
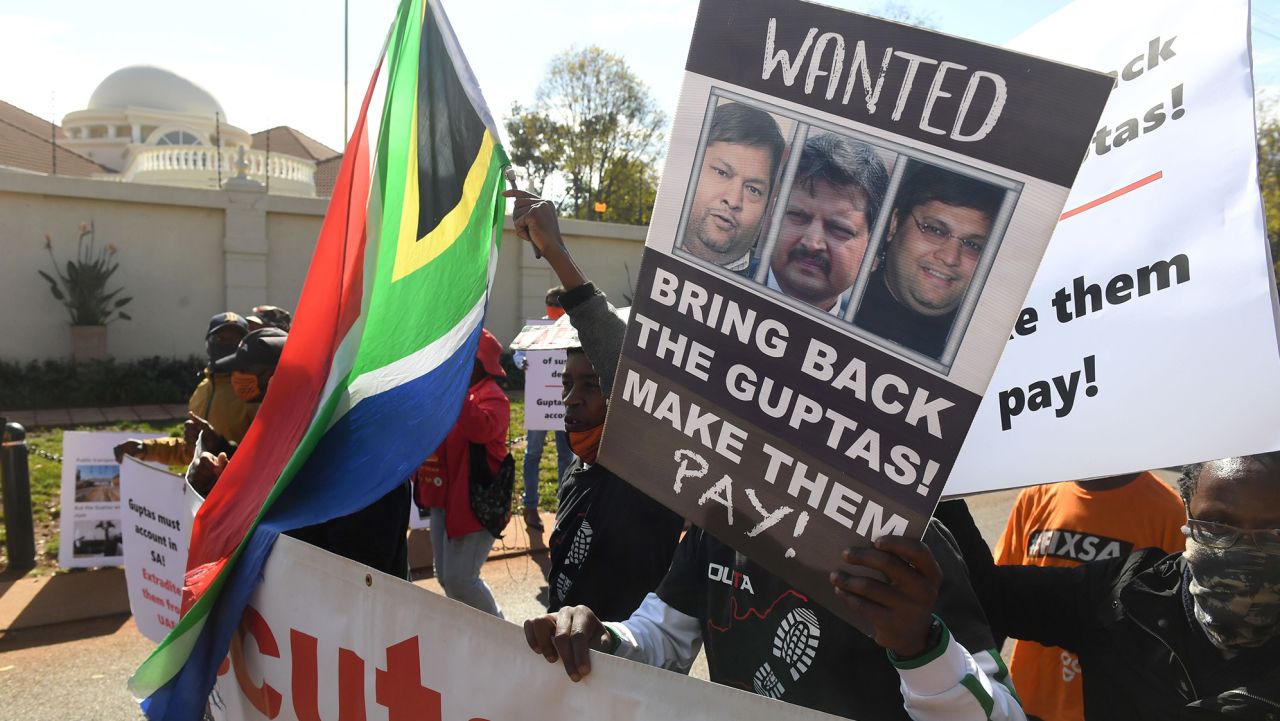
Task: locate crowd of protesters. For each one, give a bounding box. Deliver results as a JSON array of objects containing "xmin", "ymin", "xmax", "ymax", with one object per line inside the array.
[{"xmin": 120, "ymin": 193, "xmax": 1278, "ymax": 721}]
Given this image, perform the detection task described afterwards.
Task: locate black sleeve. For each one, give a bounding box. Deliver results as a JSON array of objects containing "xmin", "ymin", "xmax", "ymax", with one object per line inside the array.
[
  {"xmin": 560, "ymin": 282, "xmax": 626, "ymax": 397},
  {"xmin": 655, "ymin": 528, "xmax": 707, "ymax": 620},
  {"xmin": 925, "ymin": 520, "xmax": 997, "ymax": 653},
  {"xmin": 932, "ymin": 499, "xmax": 1120, "ymax": 653}
]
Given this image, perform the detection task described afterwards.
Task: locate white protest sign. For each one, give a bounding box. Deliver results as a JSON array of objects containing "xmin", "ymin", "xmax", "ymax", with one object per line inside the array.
[
  {"xmin": 120, "ymin": 456, "xmax": 195, "ymax": 642},
  {"xmin": 209, "ymin": 534, "xmax": 842, "ymax": 721},
  {"xmin": 948, "ymin": 0, "xmax": 1280, "ymax": 495},
  {"xmin": 524, "ymin": 350, "xmax": 567, "ymax": 431},
  {"xmin": 58, "ymin": 430, "xmax": 161, "ymax": 569}
]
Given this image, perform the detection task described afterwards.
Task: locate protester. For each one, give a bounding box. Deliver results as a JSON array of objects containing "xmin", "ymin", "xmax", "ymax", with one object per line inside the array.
[
  {"xmin": 994, "ymin": 472, "xmax": 1186, "ymax": 721},
  {"xmin": 509, "ymin": 190, "xmax": 690, "ymax": 622},
  {"xmin": 244, "ymin": 304, "xmax": 292, "ymax": 332},
  {"xmin": 935, "ymin": 453, "xmax": 1280, "ymax": 720},
  {"xmin": 181, "ymin": 324, "xmax": 413, "ymax": 578},
  {"xmin": 854, "ymin": 164, "xmax": 1002, "ymax": 358},
  {"xmin": 515, "ymin": 286, "xmax": 574, "ymax": 532},
  {"xmin": 508, "ymin": 187, "xmax": 1016, "ymax": 720},
  {"xmin": 186, "ymin": 327, "xmax": 288, "ymax": 495},
  {"xmin": 753, "ymin": 132, "xmax": 888, "ymax": 314},
  {"xmin": 523, "ymin": 522, "xmax": 1022, "ymax": 721},
  {"xmin": 411, "ymin": 329, "xmax": 511, "ymax": 617},
  {"xmin": 113, "ymin": 312, "xmax": 257, "ymax": 466},
  {"xmin": 680, "ymin": 102, "xmax": 786, "ymax": 270}
]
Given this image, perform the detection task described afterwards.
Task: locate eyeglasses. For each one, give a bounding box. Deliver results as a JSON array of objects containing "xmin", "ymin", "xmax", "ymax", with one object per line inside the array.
[
  {"xmin": 909, "ymin": 212, "xmax": 987, "ymax": 256},
  {"xmin": 1182, "ymin": 518, "xmax": 1280, "ymax": 551}
]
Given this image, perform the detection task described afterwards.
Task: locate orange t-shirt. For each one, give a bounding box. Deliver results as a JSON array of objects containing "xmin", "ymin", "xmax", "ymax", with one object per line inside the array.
[{"xmin": 994, "ymin": 473, "xmax": 1186, "ymax": 721}]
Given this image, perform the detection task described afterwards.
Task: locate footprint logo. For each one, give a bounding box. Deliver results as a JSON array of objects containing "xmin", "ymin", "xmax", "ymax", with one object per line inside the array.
[
  {"xmin": 772, "ymin": 608, "xmax": 820, "ymax": 681},
  {"xmin": 567, "ymin": 520, "xmax": 593, "ymax": 565}
]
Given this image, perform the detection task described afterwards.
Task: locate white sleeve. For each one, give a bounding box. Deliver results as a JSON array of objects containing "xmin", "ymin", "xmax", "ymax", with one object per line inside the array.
[
  {"xmin": 893, "ymin": 621, "xmax": 1026, "ymax": 721},
  {"xmin": 603, "ymin": 592, "xmax": 702, "ymax": 674}
]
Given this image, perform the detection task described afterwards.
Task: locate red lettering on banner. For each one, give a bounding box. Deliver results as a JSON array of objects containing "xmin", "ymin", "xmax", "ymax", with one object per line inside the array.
[
  {"xmin": 375, "ymin": 637, "xmax": 441, "ymax": 721},
  {"xmin": 292, "ymin": 629, "xmax": 368, "ymax": 721},
  {"xmin": 230, "ymin": 605, "xmax": 283, "ymax": 719}
]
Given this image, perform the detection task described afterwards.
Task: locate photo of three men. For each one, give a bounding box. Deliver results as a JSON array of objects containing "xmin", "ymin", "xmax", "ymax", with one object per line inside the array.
[{"xmin": 678, "ymin": 97, "xmax": 1012, "ymax": 365}]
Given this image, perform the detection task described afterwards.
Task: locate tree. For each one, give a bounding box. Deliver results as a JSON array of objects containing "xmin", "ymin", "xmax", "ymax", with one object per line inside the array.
[
  {"xmin": 1257, "ymin": 100, "xmax": 1280, "ymax": 291},
  {"xmin": 506, "ymin": 46, "xmax": 666, "ymax": 225}
]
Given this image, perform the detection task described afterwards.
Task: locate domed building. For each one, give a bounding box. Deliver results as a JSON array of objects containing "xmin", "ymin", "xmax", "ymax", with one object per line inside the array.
[{"xmin": 54, "ymin": 66, "xmax": 336, "ymax": 197}]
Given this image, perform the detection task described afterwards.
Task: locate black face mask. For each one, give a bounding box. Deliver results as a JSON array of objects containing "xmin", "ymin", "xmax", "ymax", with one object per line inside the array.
[{"xmin": 206, "ymin": 338, "xmax": 239, "ymax": 365}]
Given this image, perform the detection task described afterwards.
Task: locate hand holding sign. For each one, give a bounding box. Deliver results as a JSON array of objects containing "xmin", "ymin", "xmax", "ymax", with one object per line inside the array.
[{"xmin": 831, "ymin": 535, "xmax": 941, "ymax": 658}]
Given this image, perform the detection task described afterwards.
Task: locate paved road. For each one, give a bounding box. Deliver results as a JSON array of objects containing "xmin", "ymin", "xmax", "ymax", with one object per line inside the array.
[{"xmin": 0, "ymin": 489, "xmax": 1023, "ymax": 720}]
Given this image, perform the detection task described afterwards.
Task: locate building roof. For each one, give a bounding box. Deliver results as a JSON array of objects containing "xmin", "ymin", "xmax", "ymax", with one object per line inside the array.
[
  {"xmin": 88, "ymin": 66, "xmax": 224, "ymax": 118},
  {"xmin": 0, "ymin": 102, "xmax": 108, "ymax": 177},
  {"xmin": 251, "ymin": 127, "xmax": 340, "ymax": 163},
  {"xmin": 0, "ymin": 99, "xmax": 65, "ymax": 139},
  {"xmin": 313, "ymin": 154, "xmax": 343, "ymax": 197}
]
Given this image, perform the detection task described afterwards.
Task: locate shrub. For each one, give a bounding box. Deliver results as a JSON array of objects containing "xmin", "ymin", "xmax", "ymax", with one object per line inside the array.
[{"xmin": 0, "ymin": 356, "xmax": 205, "ymax": 409}]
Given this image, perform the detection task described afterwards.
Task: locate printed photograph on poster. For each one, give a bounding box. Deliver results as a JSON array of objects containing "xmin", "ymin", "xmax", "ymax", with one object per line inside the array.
[
  {"xmin": 59, "ymin": 430, "xmax": 162, "ymax": 569},
  {"xmin": 70, "ymin": 518, "xmax": 123, "ymax": 559},
  {"xmin": 74, "ymin": 463, "xmax": 121, "ymax": 502},
  {"xmin": 598, "ymin": 0, "xmax": 1113, "ymax": 632},
  {"xmin": 672, "ymin": 92, "xmax": 1019, "ymax": 369}
]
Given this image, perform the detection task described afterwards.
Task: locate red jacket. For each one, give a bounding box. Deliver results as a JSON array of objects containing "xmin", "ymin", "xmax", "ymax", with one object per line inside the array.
[{"xmin": 414, "ymin": 376, "xmax": 510, "ymax": 539}]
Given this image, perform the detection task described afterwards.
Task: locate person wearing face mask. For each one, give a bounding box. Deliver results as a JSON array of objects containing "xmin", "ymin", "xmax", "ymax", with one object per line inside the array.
[
  {"xmin": 113, "ymin": 312, "xmax": 258, "ymax": 466},
  {"xmin": 934, "ymin": 453, "xmax": 1280, "ymax": 721},
  {"xmin": 508, "ymin": 190, "xmax": 685, "ymax": 622},
  {"xmin": 188, "ymin": 328, "xmax": 412, "ymax": 579}
]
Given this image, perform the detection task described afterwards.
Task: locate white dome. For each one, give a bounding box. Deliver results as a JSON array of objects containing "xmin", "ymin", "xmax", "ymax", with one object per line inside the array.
[{"xmin": 88, "ymin": 66, "xmax": 224, "ymax": 118}]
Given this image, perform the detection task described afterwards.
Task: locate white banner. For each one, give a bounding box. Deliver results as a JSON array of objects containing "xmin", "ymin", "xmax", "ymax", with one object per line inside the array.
[
  {"xmin": 523, "ymin": 349, "xmax": 567, "ymax": 431},
  {"xmin": 948, "ymin": 0, "xmax": 1280, "ymax": 495},
  {"xmin": 209, "ymin": 535, "xmax": 842, "ymax": 721},
  {"xmin": 120, "ymin": 457, "xmax": 199, "ymax": 642},
  {"xmin": 58, "ymin": 430, "xmax": 160, "ymax": 569}
]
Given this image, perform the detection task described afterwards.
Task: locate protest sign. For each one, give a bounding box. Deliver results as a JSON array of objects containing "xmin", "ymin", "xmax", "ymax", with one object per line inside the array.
[
  {"xmin": 58, "ymin": 430, "xmax": 161, "ymax": 569},
  {"xmin": 209, "ymin": 534, "xmax": 843, "ymax": 721},
  {"xmin": 508, "ymin": 317, "xmax": 580, "ymax": 351},
  {"xmin": 597, "ymin": 0, "xmax": 1112, "ymax": 630},
  {"xmin": 511, "ymin": 318, "xmax": 569, "ymax": 432},
  {"xmin": 524, "ymin": 349, "xmax": 568, "ymax": 431},
  {"xmin": 947, "ymin": 0, "xmax": 1280, "ymax": 495},
  {"xmin": 120, "ymin": 457, "xmax": 198, "ymax": 642}
]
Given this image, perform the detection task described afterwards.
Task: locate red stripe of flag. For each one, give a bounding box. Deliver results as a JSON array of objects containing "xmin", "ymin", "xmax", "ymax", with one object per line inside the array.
[{"xmin": 182, "ymin": 57, "xmax": 382, "ymax": 606}]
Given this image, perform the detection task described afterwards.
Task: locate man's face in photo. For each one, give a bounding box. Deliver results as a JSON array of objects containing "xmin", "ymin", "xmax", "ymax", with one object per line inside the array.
[
  {"xmin": 770, "ymin": 178, "xmax": 871, "ymax": 311},
  {"xmin": 683, "ymin": 141, "xmax": 774, "ymax": 265},
  {"xmin": 885, "ymin": 200, "xmax": 991, "ymax": 317}
]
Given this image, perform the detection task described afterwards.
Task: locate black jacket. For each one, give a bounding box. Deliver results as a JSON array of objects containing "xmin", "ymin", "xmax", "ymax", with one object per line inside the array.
[{"xmin": 937, "ymin": 500, "xmax": 1280, "ymax": 720}]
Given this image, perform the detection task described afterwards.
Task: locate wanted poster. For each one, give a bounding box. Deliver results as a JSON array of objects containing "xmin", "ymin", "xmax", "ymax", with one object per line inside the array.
[{"xmin": 598, "ymin": 0, "xmax": 1113, "ymax": 629}]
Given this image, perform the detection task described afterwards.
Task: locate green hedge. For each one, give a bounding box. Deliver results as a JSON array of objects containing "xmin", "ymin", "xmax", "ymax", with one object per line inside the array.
[{"xmin": 0, "ymin": 356, "xmax": 206, "ymax": 409}]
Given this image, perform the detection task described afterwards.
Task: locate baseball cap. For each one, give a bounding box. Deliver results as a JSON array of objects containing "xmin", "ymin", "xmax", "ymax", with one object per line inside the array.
[
  {"xmin": 211, "ymin": 327, "xmax": 288, "ymax": 374},
  {"xmin": 245, "ymin": 305, "xmax": 292, "ymax": 331},
  {"xmin": 206, "ymin": 311, "xmax": 248, "ymax": 338},
  {"xmin": 477, "ymin": 329, "xmax": 506, "ymax": 377}
]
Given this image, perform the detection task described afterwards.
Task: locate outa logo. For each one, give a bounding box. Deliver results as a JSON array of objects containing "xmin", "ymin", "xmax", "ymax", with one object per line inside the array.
[
  {"xmin": 708, "ymin": 562, "xmax": 755, "ymax": 594},
  {"xmin": 1026, "ymin": 529, "xmax": 1133, "ymax": 562}
]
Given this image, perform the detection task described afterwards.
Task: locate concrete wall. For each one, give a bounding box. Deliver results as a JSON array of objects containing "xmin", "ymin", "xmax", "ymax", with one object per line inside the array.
[{"xmin": 0, "ymin": 170, "xmax": 646, "ymax": 362}]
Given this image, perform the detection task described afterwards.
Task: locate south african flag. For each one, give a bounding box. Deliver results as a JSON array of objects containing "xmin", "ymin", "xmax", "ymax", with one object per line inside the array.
[{"xmin": 129, "ymin": 0, "xmax": 508, "ymax": 716}]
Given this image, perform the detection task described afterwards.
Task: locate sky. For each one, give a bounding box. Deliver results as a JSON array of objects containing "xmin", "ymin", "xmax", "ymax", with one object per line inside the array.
[{"xmin": 1, "ymin": 0, "xmax": 1277, "ymax": 153}]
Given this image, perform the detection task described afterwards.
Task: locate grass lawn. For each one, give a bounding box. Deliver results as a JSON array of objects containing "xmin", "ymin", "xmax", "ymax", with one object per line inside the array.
[{"xmin": 1, "ymin": 400, "xmax": 559, "ymax": 572}]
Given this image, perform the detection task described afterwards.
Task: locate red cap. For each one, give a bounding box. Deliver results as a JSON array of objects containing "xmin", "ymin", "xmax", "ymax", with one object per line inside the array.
[{"xmin": 477, "ymin": 328, "xmax": 506, "ymax": 377}]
